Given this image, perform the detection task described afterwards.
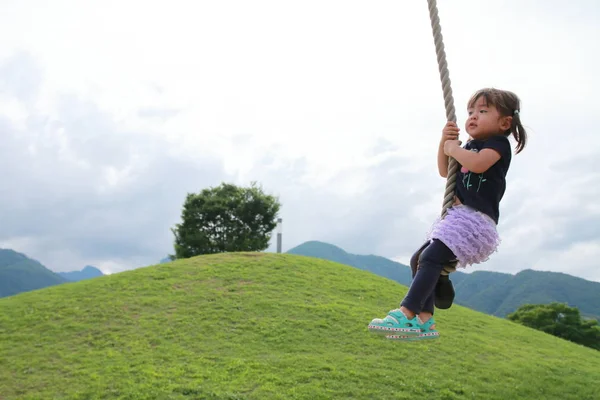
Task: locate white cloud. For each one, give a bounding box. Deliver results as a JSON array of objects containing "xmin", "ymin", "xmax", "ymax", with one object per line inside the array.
[{"xmin": 0, "ymin": 0, "xmax": 599, "ymax": 281}]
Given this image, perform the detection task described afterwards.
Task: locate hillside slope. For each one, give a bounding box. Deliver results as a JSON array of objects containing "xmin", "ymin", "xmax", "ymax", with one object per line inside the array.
[
  {"xmin": 0, "ymin": 249, "xmax": 68, "ymax": 298},
  {"xmin": 1, "ymin": 253, "xmax": 599, "ymax": 400},
  {"xmin": 288, "ymin": 241, "xmax": 600, "ymax": 319}
]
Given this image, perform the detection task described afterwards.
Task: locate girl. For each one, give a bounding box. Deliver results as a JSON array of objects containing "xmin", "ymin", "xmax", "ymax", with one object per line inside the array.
[{"xmin": 368, "ymin": 88, "xmax": 528, "ymax": 340}]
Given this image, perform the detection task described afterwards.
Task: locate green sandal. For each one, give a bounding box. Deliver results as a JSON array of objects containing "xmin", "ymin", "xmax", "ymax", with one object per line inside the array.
[
  {"xmin": 386, "ymin": 316, "xmax": 440, "ymax": 341},
  {"xmin": 368, "ymin": 309, "xmax": 422, "ymax": 336}
]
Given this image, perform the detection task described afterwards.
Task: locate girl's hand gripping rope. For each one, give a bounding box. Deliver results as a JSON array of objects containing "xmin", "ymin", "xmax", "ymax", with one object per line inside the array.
[{"xmin": 441, "ymin": 121, "xmax": 460, "ymax": 142}]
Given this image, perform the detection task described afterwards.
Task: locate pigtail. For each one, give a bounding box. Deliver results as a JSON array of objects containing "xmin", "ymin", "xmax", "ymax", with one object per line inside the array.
[{"xmin": 511, "ymin": 110, "xmax": 527, "ymax": 154}]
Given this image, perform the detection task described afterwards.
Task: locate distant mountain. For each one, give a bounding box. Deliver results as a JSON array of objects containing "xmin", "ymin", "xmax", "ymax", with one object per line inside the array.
[
  {"xmin": 287, "ymin": 241, "xmax": 600, "ymax": 320},
  {"xmin": 287, "ymin": 241, "xmax": 413, "ymax": 287},
  {"xmin": 0, "ymin": 249, "xmax": 69, "ymax": 298},
  {"xmin": 451, "ymin": 269, "xmax": 600, "ymax": 320},
  {"xmin": 57, "ymin": 266, "xmax": 104, "ymax": 282}
]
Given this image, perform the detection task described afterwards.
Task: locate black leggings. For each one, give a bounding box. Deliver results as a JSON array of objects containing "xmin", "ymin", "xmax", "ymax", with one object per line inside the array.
[{"xmin": 400, "ymin": 239, "xmax": 456, "ymax": 315}]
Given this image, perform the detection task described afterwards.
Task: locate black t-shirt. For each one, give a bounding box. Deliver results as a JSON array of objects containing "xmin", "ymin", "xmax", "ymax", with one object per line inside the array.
[{"xmin": 454, "ymin": 135, "xmax": 512, "ymax": 224}]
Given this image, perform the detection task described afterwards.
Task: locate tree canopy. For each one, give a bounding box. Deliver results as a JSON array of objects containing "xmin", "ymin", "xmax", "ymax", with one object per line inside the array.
[
  {"xmin": 171, "ymin": 182, "xmax": 281, "ymax": 259},
  {"xmin": 507, "ymin": 302, "xmax": 600, "ymax": 351}
]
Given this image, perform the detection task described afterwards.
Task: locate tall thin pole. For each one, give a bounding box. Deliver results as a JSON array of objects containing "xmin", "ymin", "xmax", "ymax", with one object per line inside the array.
[{"xmin": 276, "ymin": 218, "xmax": 282, "ymax": 253}]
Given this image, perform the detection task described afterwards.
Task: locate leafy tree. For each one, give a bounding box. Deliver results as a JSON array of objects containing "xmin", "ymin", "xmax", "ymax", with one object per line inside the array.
[
  {"xmin": 170, "ymin": 182, "xmax": 281, "ymax": 259},
  {"xmin": 507, "ymin": 302, "xmax": 600, "ymax": 351}
]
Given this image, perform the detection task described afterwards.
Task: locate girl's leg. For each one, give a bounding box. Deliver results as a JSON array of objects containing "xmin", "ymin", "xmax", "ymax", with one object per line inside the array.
[
  {"xmin": 408, "ymin": 241, "xmax": 436, "ymax": 320},
  {"xmin": 400, "ymin": 239, "xmax": 455, "ymax": 318},
  {"xmin": 368, "ymin": 239, "xmax": 455, "ymax": 337},
  {"xmin": 409, "ymin": 241, "xmax": 430, "ymax": 278},
  {"xmin": 421, "ymin": 294, "xmax": 435, "ymax": 317}
]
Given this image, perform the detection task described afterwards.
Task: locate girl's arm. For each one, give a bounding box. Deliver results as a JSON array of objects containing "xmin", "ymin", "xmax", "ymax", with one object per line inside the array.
[
  {"xmin": 446, "ymin": 145, "xmax": 501, "ymax": 174},
  {"xmin": 437, "ymin": 139, "xmax": 449, "ymax": 177}
]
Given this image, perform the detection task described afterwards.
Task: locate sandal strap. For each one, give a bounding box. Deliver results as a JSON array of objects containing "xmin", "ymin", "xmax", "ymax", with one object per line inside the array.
[
  {"xmin": 418, "ymin": 317, "xmax": 437, "ymax": 331},
  {"xmin": 387, "ymin": 309, "xmax": 419, "ymax": 329}
]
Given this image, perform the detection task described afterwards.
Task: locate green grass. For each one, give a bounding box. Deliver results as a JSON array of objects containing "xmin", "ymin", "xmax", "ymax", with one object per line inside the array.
[{"xmin": 1, "ymin": 252, "xmax": 599, "ymax": 399}]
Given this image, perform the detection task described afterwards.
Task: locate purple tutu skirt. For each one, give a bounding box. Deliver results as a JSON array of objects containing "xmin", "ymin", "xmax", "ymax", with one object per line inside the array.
[{"xmin": 426, "ymin": 205, "xmax": 500, "ymax": 268}]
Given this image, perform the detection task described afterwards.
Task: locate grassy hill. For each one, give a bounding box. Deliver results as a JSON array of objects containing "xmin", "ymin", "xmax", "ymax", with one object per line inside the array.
[
  {"xmin": 288, "ymin": 241, "xmax": 600, "ymax": 320},
  {"xmin": 1, "ymin": 253, "xmax": 599, "ymax": 400},
  {"xmin": 0, "ymin": 248, "xmax": 68, "ymax": 298}
]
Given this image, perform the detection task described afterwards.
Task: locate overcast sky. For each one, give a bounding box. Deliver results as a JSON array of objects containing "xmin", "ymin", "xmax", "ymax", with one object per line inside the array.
[{"xmin": 1, "ymin": 0, "xmax": 599, "ymax": 282}]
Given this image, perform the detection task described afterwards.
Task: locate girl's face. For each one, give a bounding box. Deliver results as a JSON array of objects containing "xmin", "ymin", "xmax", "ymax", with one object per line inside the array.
[{"xmin": 465, "ymin": 96, "xmax": 511, "ymax": 140}]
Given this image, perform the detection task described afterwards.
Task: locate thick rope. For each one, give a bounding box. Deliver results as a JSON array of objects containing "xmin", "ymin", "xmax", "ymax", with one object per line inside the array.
[{"xmin": 427, "ymin": 0, "xmax": 458, "ymax": 275}]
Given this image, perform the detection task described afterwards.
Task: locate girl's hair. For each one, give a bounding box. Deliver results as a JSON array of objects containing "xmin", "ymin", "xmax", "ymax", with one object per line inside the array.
[{"xmin": 467, "ymin": 88, "xmax": 527, "ymax": 154}]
